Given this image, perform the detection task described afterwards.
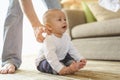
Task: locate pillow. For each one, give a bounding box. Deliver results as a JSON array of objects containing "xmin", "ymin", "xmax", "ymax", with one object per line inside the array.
[
  {"xmin": 87, "ymin": 2, "xmax": 120, "ymax": 21},
  {"xmin": 81, "ymin": 1, "xmax": 96, "ymax": 23}
]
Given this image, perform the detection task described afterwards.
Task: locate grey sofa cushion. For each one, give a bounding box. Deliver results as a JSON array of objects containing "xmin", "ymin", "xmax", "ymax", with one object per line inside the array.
[{"xmin": 72, "ymin": 18, "xmax": 120, "ymax": 39}]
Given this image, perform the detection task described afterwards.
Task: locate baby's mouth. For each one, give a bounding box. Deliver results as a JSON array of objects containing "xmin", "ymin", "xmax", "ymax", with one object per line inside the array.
[{"xmin": 62, "ymin": 25, "xmax": 67, "ymax": 29}]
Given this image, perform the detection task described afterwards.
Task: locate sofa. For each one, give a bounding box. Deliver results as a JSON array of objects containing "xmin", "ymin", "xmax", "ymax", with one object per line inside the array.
[{"xmin": 63, "ymin": 2, "xmax": 120, "ymax": 60}]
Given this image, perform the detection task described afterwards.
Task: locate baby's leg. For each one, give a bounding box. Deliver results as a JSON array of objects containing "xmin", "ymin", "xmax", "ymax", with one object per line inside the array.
[
  {"xmin": 37, "ymin": 59, "xmax": 57, "ymax": 74},
  {"xmin": 60, "ymin": 53, "xmax": 75, "ymax": 66}
]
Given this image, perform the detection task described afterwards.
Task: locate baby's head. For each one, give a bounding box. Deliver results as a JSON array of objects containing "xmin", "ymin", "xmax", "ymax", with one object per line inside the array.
[{"xmin": 43, "ymin": 9, "xmax": 67, "ymax": 37}]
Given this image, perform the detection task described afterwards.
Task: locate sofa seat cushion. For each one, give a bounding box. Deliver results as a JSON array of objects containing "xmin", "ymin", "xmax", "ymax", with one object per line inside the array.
[{"xmin": 71, "ymin": 18, "xmax": 120, "ymax": 39}]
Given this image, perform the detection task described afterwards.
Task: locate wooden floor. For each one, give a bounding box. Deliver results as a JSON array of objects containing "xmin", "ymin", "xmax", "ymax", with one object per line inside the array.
[{"xmin": 0, "ymin": 54, "xmax": 120, "ymax": 80}]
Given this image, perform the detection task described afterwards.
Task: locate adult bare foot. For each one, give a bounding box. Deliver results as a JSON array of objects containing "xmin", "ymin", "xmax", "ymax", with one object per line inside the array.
[{"xmin": 0, "ymin": 63, "xmax": 16, "ymax": 74}]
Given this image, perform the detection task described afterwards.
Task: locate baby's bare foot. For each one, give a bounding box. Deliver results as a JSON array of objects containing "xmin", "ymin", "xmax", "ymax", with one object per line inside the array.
[{"xmin": 0, "ymin": 63, "xmax": 16, "ymax": 74}]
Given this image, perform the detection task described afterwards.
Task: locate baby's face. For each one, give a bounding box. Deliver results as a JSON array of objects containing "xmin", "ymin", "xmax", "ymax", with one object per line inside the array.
[{"xmin": 48, "ymin": 11, "xmax": 67, "ymax": 37}]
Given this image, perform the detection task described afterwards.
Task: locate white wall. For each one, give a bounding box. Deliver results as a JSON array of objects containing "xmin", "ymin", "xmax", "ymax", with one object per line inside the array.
[{"xmin": 0, "ymin": 0, "xmax": 47, "ymax": 56}]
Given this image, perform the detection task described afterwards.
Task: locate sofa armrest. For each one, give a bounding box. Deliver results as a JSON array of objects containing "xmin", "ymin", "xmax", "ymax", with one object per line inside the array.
[{"xmin": 63, "ymin": 9, "xmax": 86, "ymax": 38}]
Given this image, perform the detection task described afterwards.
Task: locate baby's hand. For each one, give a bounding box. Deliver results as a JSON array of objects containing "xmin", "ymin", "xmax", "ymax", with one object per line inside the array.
[
  {"xmin": 78, "ymin": 59, "xmax": 87, "ymax": 69},
  {"xmin": 80, "ymin": 59, "xmax": 87, "ymax": 66}
]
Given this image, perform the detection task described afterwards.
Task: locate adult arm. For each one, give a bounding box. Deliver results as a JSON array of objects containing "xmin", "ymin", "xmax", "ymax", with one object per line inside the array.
[{"xmin": 19, "ymin": 0, "xmax": 45, "ymax": 42}]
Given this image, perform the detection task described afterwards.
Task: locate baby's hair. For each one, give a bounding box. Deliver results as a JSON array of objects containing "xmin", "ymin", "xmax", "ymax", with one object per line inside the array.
[{"xmin": 42, "ymin": 9, "xmax": 62, "ymax": 25}]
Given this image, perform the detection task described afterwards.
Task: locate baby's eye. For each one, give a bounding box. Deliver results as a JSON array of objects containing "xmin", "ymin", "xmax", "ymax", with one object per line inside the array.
[
  {"xmin": 58, "ymin": 19, "xmax": 62, "ymax": 21},
  {"xmin": 64, "ymin": 19, "xmax": 66, "ymax": 21}
]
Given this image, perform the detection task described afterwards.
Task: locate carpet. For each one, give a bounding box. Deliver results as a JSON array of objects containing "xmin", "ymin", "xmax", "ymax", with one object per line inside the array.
[{"xmin": 0, "ymin": 54, "xmax": 120, "ymax": 80}]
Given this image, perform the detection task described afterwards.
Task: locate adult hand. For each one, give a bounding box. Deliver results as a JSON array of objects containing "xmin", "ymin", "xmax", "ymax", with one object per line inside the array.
[
  {"xmin": 33, "ymin": 25, "xmax": 46, "ymax": 43},
  {"xmin": 33, "ymin": 24, "xmax": 51, "ymax": 43}
]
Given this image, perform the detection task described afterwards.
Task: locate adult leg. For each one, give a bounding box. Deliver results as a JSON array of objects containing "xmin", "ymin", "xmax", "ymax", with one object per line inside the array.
[
  {"xmin": 42, "ymin": 0, "xmax": 61, "ymax": 9},
  {"xmin": 0, "ymin": 0, "xmax": 23, "ymax": 74}
]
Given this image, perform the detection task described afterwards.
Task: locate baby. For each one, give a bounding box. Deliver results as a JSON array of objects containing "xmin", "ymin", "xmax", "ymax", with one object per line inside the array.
[{"xmin": 35, "ymin": 9, "xmax": 87, "ymax": 75}]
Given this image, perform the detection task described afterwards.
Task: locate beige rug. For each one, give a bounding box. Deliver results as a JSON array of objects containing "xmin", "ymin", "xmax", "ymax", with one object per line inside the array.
[{"xmin": 0, "ymin": 54, "xmax": 120, "ymax": 80}]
